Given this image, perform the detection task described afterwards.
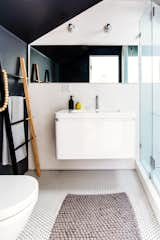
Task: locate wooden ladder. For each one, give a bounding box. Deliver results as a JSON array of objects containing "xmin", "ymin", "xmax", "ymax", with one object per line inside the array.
[{"xmin": 20, "ymin": 57, "xmax": 41, "ymax": 177}]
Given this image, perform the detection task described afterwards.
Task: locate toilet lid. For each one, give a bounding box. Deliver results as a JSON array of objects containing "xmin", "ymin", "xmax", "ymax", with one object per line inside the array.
[{"xmin": 0, "ymin": 176, "xmax": 38, "ymax": 221}]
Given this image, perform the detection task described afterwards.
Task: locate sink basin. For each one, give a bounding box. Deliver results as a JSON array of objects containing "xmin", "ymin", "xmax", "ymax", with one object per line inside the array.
[{"xmin": 55, "ymin": 109, "xmax": 135, "ymax": 120}]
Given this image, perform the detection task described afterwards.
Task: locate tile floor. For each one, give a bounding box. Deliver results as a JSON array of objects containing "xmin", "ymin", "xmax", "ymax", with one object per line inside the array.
[{"xmin": 18, "ymin": 170, "xmax": 160, "ymax": 240}]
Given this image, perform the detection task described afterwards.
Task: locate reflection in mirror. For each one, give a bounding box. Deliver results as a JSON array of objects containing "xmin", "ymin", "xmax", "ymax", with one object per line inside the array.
[
  {"xmin": 89, "ymin": 55, "xmax": 119, "ymax": 83},
  {"xmin": 127, "ymin": 46, "xmax": 139, "ymax": 83},
  {"xmin": 30, "ymin": 45, "xmax": 138, "ymax": 83},
  {"xmin": 44, "ymin": 70, "xmax": 50, "ymax": 82}
]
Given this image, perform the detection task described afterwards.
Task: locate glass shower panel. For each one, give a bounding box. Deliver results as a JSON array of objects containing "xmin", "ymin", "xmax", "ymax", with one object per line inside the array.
[
  {"xmin": 140, "ymin": 5, "xmax": 153, "ymax": 174},
  {"xmin": 152, "ymin": 3, "xmax": 160, "ymax": 190}
]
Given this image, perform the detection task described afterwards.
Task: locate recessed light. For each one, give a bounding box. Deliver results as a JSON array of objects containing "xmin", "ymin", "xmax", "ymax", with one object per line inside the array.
[
  {"xmin": 67, "ymin": 23, "xmax": 75, "ymax": 32},
  {"xmin": 104, "ymin": 23, "xmax": 112, "ymax": 33}
]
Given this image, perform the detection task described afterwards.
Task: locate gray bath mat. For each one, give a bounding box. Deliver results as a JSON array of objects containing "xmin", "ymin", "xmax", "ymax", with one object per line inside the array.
[{"xmin": 49, "ymin": 193, "xmax": 141, "ymax": 240}]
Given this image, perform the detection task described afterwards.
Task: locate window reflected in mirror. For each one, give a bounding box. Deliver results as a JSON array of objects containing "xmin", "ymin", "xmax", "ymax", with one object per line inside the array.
[{"xmin": 89, "ymin": 55, "xmax": 119, "ymax": 83}]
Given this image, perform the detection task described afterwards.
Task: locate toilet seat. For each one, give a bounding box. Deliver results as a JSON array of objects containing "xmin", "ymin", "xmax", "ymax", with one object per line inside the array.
[{"xmin": 0, "ymin": 176, "xmax": 38, "ymax": 221}]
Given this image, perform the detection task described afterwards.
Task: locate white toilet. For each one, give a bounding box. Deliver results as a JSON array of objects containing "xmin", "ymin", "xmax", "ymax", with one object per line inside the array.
[{"xmin": 0, "ymin": 175, "xmax": 39, "ymax": 240}]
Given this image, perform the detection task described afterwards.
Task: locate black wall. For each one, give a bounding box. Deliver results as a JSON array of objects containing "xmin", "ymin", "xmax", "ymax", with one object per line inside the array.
[
  {"xmin": 30, "ymin": 47, "xmax": 57, "ymax": 82},
  {"xmin": 0, "ymin": 26, "xmax": 28, "ymax": 174}
]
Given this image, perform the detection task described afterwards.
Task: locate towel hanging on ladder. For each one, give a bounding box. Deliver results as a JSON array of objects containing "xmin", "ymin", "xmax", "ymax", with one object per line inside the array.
[{"xmin": 2, "ymin": 96, "xmax": 27, "ymax": 165}]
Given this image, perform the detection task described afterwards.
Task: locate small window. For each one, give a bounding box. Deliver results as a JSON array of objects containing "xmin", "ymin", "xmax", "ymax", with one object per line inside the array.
[{"xmin": 89, "ymin": 55, "xmax": 119, "ymax": 83}]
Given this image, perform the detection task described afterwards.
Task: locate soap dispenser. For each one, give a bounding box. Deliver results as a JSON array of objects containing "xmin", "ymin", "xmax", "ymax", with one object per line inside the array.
[{"xmin": 68, "ymin": 96, "xmax": 74, "ymax": 110}]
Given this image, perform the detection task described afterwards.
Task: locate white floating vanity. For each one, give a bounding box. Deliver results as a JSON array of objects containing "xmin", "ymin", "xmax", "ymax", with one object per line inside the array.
[{"xmin": 55, "ymin": 110, "xmax": 136, "ymax": 160}]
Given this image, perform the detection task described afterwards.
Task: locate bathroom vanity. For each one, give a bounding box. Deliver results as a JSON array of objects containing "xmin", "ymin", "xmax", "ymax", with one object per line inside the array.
[{"xmin": 55, "ymin": 110, "xmax": 136, "ymax": 160}]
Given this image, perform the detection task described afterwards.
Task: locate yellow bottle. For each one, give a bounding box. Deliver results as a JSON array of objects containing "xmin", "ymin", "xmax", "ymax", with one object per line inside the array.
[{"xmin": 75, "ymin": 101, "xmax": 82, "ymax": 110}]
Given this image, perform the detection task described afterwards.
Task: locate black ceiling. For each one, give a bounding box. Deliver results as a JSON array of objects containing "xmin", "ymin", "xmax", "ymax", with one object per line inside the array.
[{"xmin": 0, "ymin": 0, "xmax": 102, "ymax": 43}]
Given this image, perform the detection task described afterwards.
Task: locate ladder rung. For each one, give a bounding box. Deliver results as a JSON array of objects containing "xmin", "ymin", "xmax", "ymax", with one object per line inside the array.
[
  {"xmin": 24, "ymin": 98, "xmax": 30, "ymax": 102},
  {"xmin": 14, "ymin": 137, "xmax": 33, "ymax": 151},
  {"xmin": 8, "ymin": 74, "xmax": 23, "ymax": 79},
  {"xmin": 26, "ymin": 117, "xmax": 31, "ymax": 121},
  {"xmin": 11, "ymin": 117, "xmax": 31, "ymax": 126},
  {"xmin": 7, "ymin": 73, "xmax": 28, "ymax": 80},
  {"xmin": 0, "ymin": 72, "xmax": 23, "ymax": 79},
  {"xmin": 31, "ymin": 134, "xmax": 36, "ymax": 139},
  {"xmin": 23, "ymin": 98, "xmax": 30, "ymax": 103},
  {"xmin": 23, "ymin": 97, "xmax": 30, "ymax": 101}
]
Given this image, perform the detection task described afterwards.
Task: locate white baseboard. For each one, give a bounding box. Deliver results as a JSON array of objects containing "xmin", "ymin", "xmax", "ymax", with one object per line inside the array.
[{"xmin": 136, "ymin": 161, "xmax": 160, "ymax": 223}]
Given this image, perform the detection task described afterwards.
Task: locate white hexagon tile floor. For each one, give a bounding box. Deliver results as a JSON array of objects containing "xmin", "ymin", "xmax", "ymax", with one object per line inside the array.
[{"xmin": 18, "ymin": 170, "xmax": 160, "ymax": 240}]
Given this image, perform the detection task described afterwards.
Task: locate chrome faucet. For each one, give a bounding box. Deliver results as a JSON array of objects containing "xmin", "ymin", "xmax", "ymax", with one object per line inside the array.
[{"xmin": 95, "ymin": 95, "xmax": 99, "ymax": 112}]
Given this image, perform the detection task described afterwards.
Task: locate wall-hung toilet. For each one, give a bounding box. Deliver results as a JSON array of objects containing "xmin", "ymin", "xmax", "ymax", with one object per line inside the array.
[{"xmin": 0, "ymin": 175, "xmax": 38, "ymax": 240}]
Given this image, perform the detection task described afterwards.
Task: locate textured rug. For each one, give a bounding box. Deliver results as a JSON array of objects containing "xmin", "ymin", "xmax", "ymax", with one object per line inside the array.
[{"xmin": 49, "ymin": 193, "xmax": 142, "ymax": 240}]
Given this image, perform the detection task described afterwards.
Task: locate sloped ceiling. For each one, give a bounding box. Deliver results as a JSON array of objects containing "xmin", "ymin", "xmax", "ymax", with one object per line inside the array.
[
  {"xmin": 0, "ymin": 0, "xmax": 102, "ymax": 43},
  {"xmin": 32, "ymin": 0, "xmax": 148, "ymax": 46}
]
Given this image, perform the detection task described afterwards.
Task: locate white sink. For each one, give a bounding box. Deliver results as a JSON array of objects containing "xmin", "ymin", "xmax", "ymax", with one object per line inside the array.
[{"xmin": 55, "ymin": 109, "xmax": 135, "ymax": 120}]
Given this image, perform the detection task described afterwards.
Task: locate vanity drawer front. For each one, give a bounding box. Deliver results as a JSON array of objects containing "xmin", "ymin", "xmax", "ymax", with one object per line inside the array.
[{"xmin": 55, "ymin": 118, "xmax": 135, "ymax": 160}]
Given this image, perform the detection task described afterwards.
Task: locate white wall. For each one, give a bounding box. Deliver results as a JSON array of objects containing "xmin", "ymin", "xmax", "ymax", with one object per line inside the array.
[
  {"xmin": 29, "ymin": 0, "xmax": 142, "ymax": 170},
  {"xmin": 29, "ymin": 83, "xmax": 139, "ymax": 170}
]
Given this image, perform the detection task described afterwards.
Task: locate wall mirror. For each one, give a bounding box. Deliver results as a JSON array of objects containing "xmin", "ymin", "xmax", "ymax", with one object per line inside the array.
[{"xmin": 29, "ymin": 45, "xmax": 138, "ymax": 84}]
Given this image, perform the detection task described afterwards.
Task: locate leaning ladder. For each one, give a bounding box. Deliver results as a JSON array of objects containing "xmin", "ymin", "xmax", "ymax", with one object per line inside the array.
[
  {"xmin": 0, "ymin": 58, "xmax": 41, "ymax": 176},
  {"xmin": 20, "ymin": 57, "xmax": 41, "ymax": 177}
]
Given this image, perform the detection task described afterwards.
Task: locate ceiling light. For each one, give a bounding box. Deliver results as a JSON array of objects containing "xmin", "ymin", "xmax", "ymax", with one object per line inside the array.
[
  {"xmin": 67, "ymin": 23, "xmax": 75, "ymax": 32},
  {"xmin": 104, "ymin": 23, "xmax": 112, "ymax": 33}
]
